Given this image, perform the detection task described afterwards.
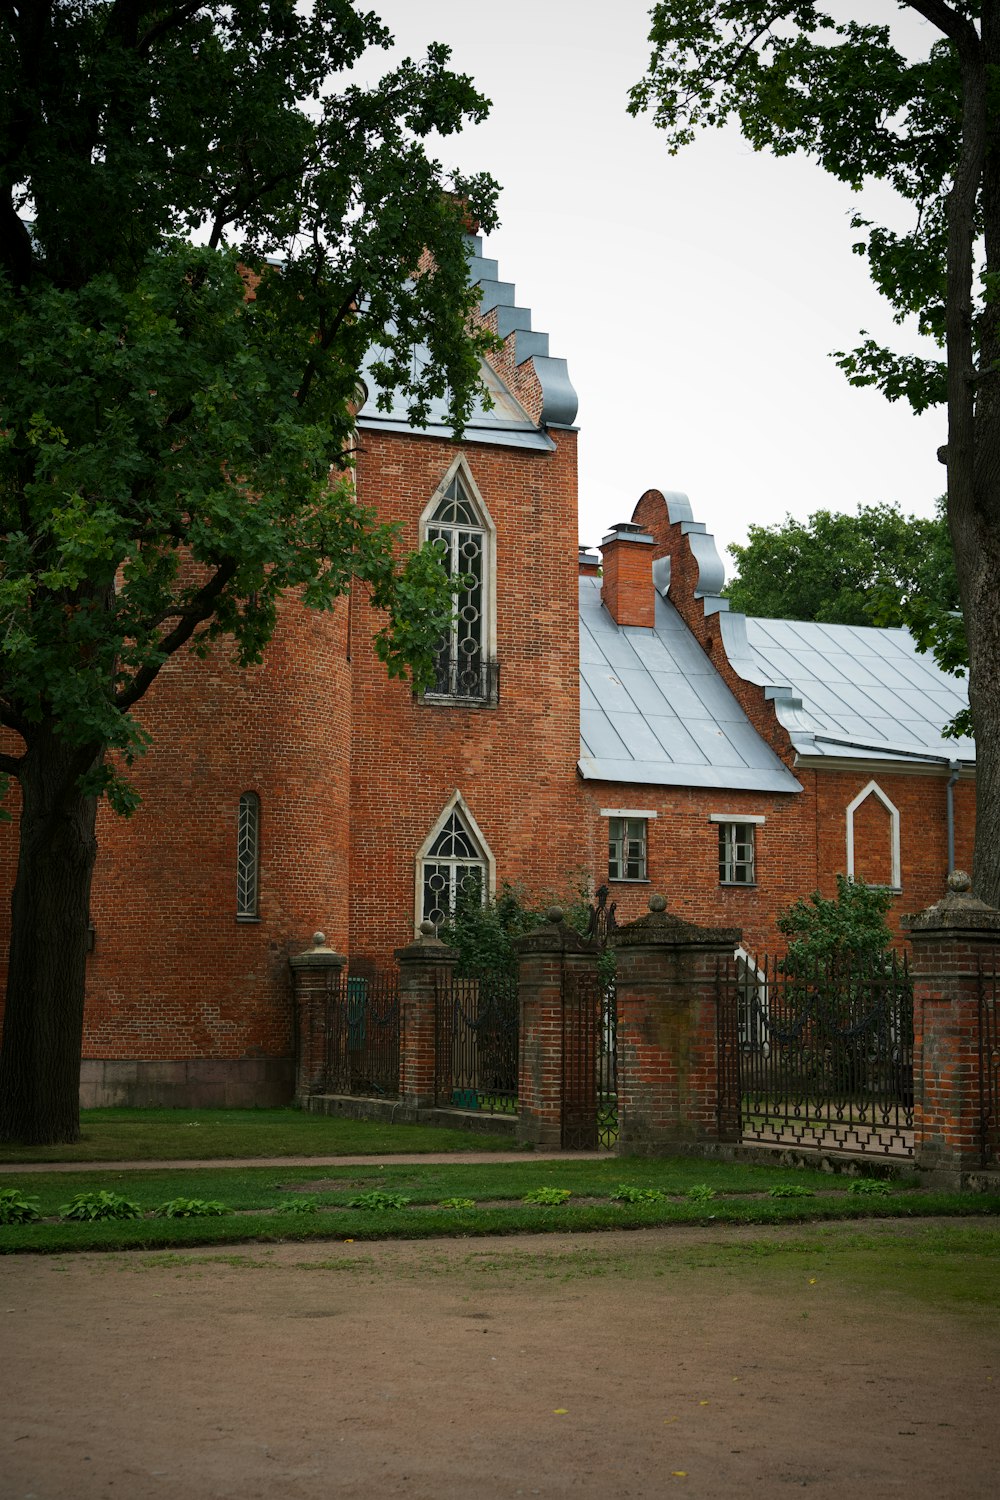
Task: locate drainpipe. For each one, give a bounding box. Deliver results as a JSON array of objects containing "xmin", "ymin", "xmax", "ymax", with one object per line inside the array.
[{"xmin": 946, "ymin": 759, "xmax": 960, "ymax": 875}]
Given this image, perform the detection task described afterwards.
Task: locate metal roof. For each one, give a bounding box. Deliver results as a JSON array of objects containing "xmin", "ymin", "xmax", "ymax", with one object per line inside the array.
[
  {"xmin": 578, "ymin": 578, "xmax": 802, "ymax": 794},
  {"xmin": 721, "ymin": 613, "xmax": 975, "ymax": 766}
]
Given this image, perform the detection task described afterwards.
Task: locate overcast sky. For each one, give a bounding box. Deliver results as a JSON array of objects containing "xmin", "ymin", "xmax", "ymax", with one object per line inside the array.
[{"xmin": 361, "ymin": 2, "xmax": 946, "ymax": 574}]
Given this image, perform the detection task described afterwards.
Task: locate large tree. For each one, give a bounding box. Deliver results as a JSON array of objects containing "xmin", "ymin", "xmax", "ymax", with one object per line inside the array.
[
  {"xmin": 0, "ymin": 0, "xmax": 499, "ymax": 1143},
  {"xmin": 726, "ymin": 499, "xmax": 960, "ymax": 629},
  {"xmin": 631, "ymin": 1, "xmax": 1000, "ymax": 902}
]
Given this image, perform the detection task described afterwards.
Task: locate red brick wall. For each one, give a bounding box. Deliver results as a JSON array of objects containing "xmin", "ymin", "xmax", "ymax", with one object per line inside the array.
[
  {"xmin": 79, "ymin": 593, "xmax": 352, "ymax": 1064},
  {"xmin": 348, "ymin": 426, "xmax": 585, "ymax": 968},
  {"xmin": 578, "ymin": 766, "xmax": 975, "ymax": 960}
]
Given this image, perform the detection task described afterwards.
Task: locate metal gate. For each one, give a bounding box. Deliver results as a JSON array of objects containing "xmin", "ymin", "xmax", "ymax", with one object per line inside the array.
[
  {"xmin": 978, "ymin": 958, "xmax": 1000, "ymax": 1167},
  {"xmin": 561, "ymin": 967, "xmax": 618, "ymax": 1150},
  {"xmin": 435, "ymin": 973, "xmax": 519, "ymax": 1115},
  {"xmin": 322, "ymin": 973, "xmax": 400, "ymax": 1098},
  {"xmin": 718, "ymin": 951, "xmax": 914, "ymax": 1158}
]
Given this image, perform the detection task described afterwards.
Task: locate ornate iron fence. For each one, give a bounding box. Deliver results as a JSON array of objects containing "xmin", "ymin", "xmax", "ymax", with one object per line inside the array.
[
  {"xmin": 719, "ymin": 951, "xmax": 914, "ymax": 1158},
  {"xmin": 978, "ymin": 958, "xmax": 1000, "ymax": 1167},
  {"xmin": 435, "ymin": 973, "xmax": 519, "ymax": 1114},
  {"xmin": 322, "ymin": 972, "xmax": 400, "ymax": 1098}
]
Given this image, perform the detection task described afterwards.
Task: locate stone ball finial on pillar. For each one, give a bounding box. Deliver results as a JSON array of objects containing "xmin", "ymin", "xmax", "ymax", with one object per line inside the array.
[
  {"xmin": 648, "ymin": 894, "xmax": 667, "ymax": 913},
  {"xmin": 312, "ymin": 931, "xmax": 326, "ymax": 948},
  {"xmin": 546, "ymin": 906, "xmax": 564, "ymax": 925},
  {"xmin": 419, "ymin": 920, "xmax": 437, "ymax": 939},
  {"xmin": 947, "ymin": 870, "xmax": 972, "ymax": 894}
]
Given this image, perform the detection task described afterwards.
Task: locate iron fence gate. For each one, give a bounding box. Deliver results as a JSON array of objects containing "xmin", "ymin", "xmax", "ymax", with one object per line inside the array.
[
  {"xmin": 978, "ymin": 959, "xmax": 1000, "ymax": 1167},
  {"xmin": 322, "ymin": 973, "xmax": 400, "ymax": 1098},
  {"xmin": 718, "ymin": 951, "xmax": 914, "ymax": 1158},
  {"xmin": 561, "ymin": 968, "xmax": 618, "ymax": 1150},
  {"xmin": 435, "ymin": 973, "xmax": 519, "ymax": 1114}
]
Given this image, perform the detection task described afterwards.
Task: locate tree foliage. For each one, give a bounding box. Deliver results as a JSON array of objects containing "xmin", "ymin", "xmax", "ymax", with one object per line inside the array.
[
  {"xmin": 632, "ymin": 1, "xmax": 1000, "ymax": 905},
  {"xmin": 777, "ymin": 874, "xmax": 895, "ymax": 974},
  {"xmin": 0, "ymin": 0, "xmax": 500, "ymax": 1143},
  {"xmin": 726, "ymin": 498, "xmax": 960, "ymax": 629}
]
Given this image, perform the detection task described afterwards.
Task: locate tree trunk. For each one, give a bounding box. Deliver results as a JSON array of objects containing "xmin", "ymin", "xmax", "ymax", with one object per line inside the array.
[{"xmin": 0, "ymin": 731, "xmax": 99, "ymax": 1144}]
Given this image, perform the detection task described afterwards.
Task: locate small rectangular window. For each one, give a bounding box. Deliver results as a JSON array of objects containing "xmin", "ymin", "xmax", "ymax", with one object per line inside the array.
[
  {"xmin": 718, "ymin": 822, "xmax": 756, "ymax": 885},
  {"xmin": 609, "ymin": 816, "xmax": 647, "ymax": 881}
]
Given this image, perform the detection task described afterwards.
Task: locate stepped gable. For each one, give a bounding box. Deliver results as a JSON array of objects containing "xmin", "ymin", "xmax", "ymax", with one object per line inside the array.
[
  {"xmin": 355, "ymin": 234, "xmax": 577, "ymax": 448},
  {"xmin": 630, "ymin": 489, "xmax": 974, "ymax": 772}
]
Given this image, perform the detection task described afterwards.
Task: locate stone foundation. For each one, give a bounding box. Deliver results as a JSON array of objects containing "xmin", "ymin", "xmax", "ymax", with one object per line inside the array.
[{"xmin": 79, "ymin": 1056, "xmax": 294, "ymax": 1109}]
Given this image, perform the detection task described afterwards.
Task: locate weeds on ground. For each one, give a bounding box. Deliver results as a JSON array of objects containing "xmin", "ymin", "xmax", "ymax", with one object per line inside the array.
[
  {"xmin": 685, "ymin": 1185, "xmax": 717, "ymax": 1203},
  {"xmin": 60, "ymin": 1190, "xmax": 142, "ymax": 1221},
  {"xmin": 768, "ymin": 1184, "xmax": 816, "ymax": 1199},
  {"xmin": 611, "ymin": 1185, "xmax": 666, "ymax": 1204},
  {"xmin": 154, "ymin": 1198, "xmax": 230, "ymax": 1218},
  {"xmin": 848, "ymin": 1180, "xmax": 893, "ymax": 1197},
  {"xmin": 0, "ymin": 1187, "xmax": 41, "ymax": 1224},
  {"xmin": 522, "ymin": 1187, "xmax": 572, "ymax": 1206},
  {"xmin": 346, "ymin": 1190, "xmax": 412, "ymax": 1211},
  {"xmin": 439, "ymin": 1197, "xmax": 477, "ymax": 1210}
]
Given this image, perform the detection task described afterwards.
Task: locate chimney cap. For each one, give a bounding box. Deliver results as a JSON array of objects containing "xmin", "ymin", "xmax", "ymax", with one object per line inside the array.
[{"xmin": 601, "ymin": 523, "xmax": 654, "ymax": 547}]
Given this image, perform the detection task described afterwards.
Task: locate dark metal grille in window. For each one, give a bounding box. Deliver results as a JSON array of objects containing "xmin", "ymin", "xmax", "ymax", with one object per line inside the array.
[
  {"xmin": 434, "ymin": 973, "xmax": 518, "ymax": 1115},
  {"xmin": 978, "ymin": 957, "xmax": 1000, "ymax": 1167},
  {"xmin": 322, "ymin": 973, "xmax": 400, "ymax": 1098},
  {"xmin": 236, "ymin": 792, "xmax": 259, "ymax": 918},
  {"xmin": 426, "ymin": 475, "xmax": 495, "ymax": 702},
  {"xmin": 422, "ymin": 811, "xmax": 485, "ymax": 928},
  {"xmin": 718, "ymin": 951, "xmax": 914, "ymax": 1157}
]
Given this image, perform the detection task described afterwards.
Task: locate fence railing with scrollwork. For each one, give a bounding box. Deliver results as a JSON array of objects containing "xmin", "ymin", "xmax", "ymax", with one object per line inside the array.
[{"xmin": 719, "ymin": 951, "xmax": 914, "ymax": 1158}]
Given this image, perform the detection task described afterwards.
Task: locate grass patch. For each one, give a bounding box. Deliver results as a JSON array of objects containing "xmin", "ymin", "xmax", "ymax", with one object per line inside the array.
[
  {"xmin": 0, "ymin": 1107, "xmax": 500, "ymax": 1164},
  {"xmin": 0, "ymin": 1153, "xmax": 995, "ymax": 1255}
]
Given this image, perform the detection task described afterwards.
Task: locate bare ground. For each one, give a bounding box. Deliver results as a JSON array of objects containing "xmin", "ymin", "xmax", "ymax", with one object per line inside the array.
[{"xmin": 1, "ymin": 1218, "xmax": 996, "ymax": 1500}]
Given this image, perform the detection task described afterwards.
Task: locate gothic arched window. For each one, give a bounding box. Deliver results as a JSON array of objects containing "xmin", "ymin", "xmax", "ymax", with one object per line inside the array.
[{"xmin": 421, "ymin": 458, "xmax": 497, "ymax": 703}]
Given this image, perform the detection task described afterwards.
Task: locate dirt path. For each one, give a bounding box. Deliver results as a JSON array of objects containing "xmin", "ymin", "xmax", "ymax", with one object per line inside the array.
[
  {"xmin": 0, "ymin": 1150, "xmax": 602, "ymax": 1175},
  {"xmin": 2, "ymin": 1219, "xmax": 996, "ymax": 1500}
]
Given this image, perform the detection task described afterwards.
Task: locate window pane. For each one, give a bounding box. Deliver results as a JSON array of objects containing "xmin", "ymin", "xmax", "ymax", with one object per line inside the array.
[
  {"xmin": 237, "ymin": 792, "xmax": 260, "ymax": 917},
  {"xmin": 609, "ymin": 816, "xmax": 646, "ymax": 880},
  {"xmin": 719, "ymin": 822, "xmax": 755, "ymax": 884}
]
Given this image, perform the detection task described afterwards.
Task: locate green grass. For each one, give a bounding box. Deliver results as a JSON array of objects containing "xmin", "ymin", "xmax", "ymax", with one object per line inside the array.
[
  {"xmin": 0, "ymin": 1107, "xmax": 505, "ymax": 1164},
  {"xmin": 1, "ymin": 1153, "xmax": 995, "ymax": 1255}
]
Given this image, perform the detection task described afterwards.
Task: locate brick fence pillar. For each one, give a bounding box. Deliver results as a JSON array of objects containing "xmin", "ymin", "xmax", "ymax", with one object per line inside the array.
[
  {"xmin": 289, "ymin": 932, "xmax": 346, "ymax": 1103},
  {"xmin": 514, "ymin": 908, "xmax": 599, "ymax": 1148},
  {"xmin": 906, "ymin": 871, "xmax": 1000, "ymax": 1187},
  {"xmin": 395, "ymin": 921, "xmax": 457, "ymax": 1109},
  {"xmin": 612, "ymin": 895, "xmax": 741, "ymax": 1156}
]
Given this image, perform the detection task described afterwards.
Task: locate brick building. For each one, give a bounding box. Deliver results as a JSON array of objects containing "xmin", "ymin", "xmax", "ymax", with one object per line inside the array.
[{"xmin": 0, "ymin": 236, "xmax": 976, "ymax": 1107}]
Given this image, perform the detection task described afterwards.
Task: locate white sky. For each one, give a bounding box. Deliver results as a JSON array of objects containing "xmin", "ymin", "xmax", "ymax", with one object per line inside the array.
[{"xmin": 362, "ymin": 2, "xmax": 947, "ymax": 573}]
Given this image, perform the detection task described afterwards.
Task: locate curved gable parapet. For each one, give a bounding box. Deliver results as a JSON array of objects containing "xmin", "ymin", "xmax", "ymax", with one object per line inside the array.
[{"xmin": 528, "ymin": 355, "xmax": 578, "ymax": 428}]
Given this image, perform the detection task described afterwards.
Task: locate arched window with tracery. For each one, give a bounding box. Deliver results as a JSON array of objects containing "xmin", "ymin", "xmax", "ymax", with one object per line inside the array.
[
  {"xmin": 422, "ymin": 458, "xmax": 497, "ymax": 703},
  {"xmin": 416, "ymin": 794, "xmax": 494, "ymax": 931}
]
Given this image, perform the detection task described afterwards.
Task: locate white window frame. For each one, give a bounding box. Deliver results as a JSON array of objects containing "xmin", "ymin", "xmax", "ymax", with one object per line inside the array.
[
  {"xmin": 845, "ymin": 780, "xmax": 901, "ymax": 889},
  {"xmin": 710, "ymin": 813, "xmax": 764, "ymax": 886},
  {"xmin": 414, "ymin": 791, "xmax": 496, "ymax": 935},
  {"xmin": 236, "ymin": 791, "xmax": 261, "ymax": 921},
  {"xmin": 419, "ymin": 454, "xmax": 497, "ymax": 701}
]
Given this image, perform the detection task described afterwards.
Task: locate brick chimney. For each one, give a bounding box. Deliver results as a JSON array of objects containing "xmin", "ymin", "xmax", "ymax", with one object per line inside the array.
[
  {"xmin": 600, "ymin": 523, "xmax": 655, "ymax": 628},
  {"xmin": 578, "ymin": 545, "xmax": 600, "ymax": 577}
]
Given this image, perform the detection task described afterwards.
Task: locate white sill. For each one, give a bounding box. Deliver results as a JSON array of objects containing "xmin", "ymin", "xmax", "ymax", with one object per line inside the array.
[
  {"xmin": 719, "ymin": 882, "xmax": 757, "ymax": 889},
  {"xmin": 609, "ymin": 877, "xmax": 651, "ymax": 884},
  {"xmin": 236, "ymin": 914, "xmax": 262, "ymax": 924}
]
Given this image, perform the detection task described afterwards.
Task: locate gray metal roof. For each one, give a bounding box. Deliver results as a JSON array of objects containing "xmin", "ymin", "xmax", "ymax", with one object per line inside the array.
[
  {"xmin": 578, "ymin": 578, "xmax": 802, "ymax": 793},
  {"xmin": 720, "ymin": 612, "xmax": 975, "ymax": 766}
]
